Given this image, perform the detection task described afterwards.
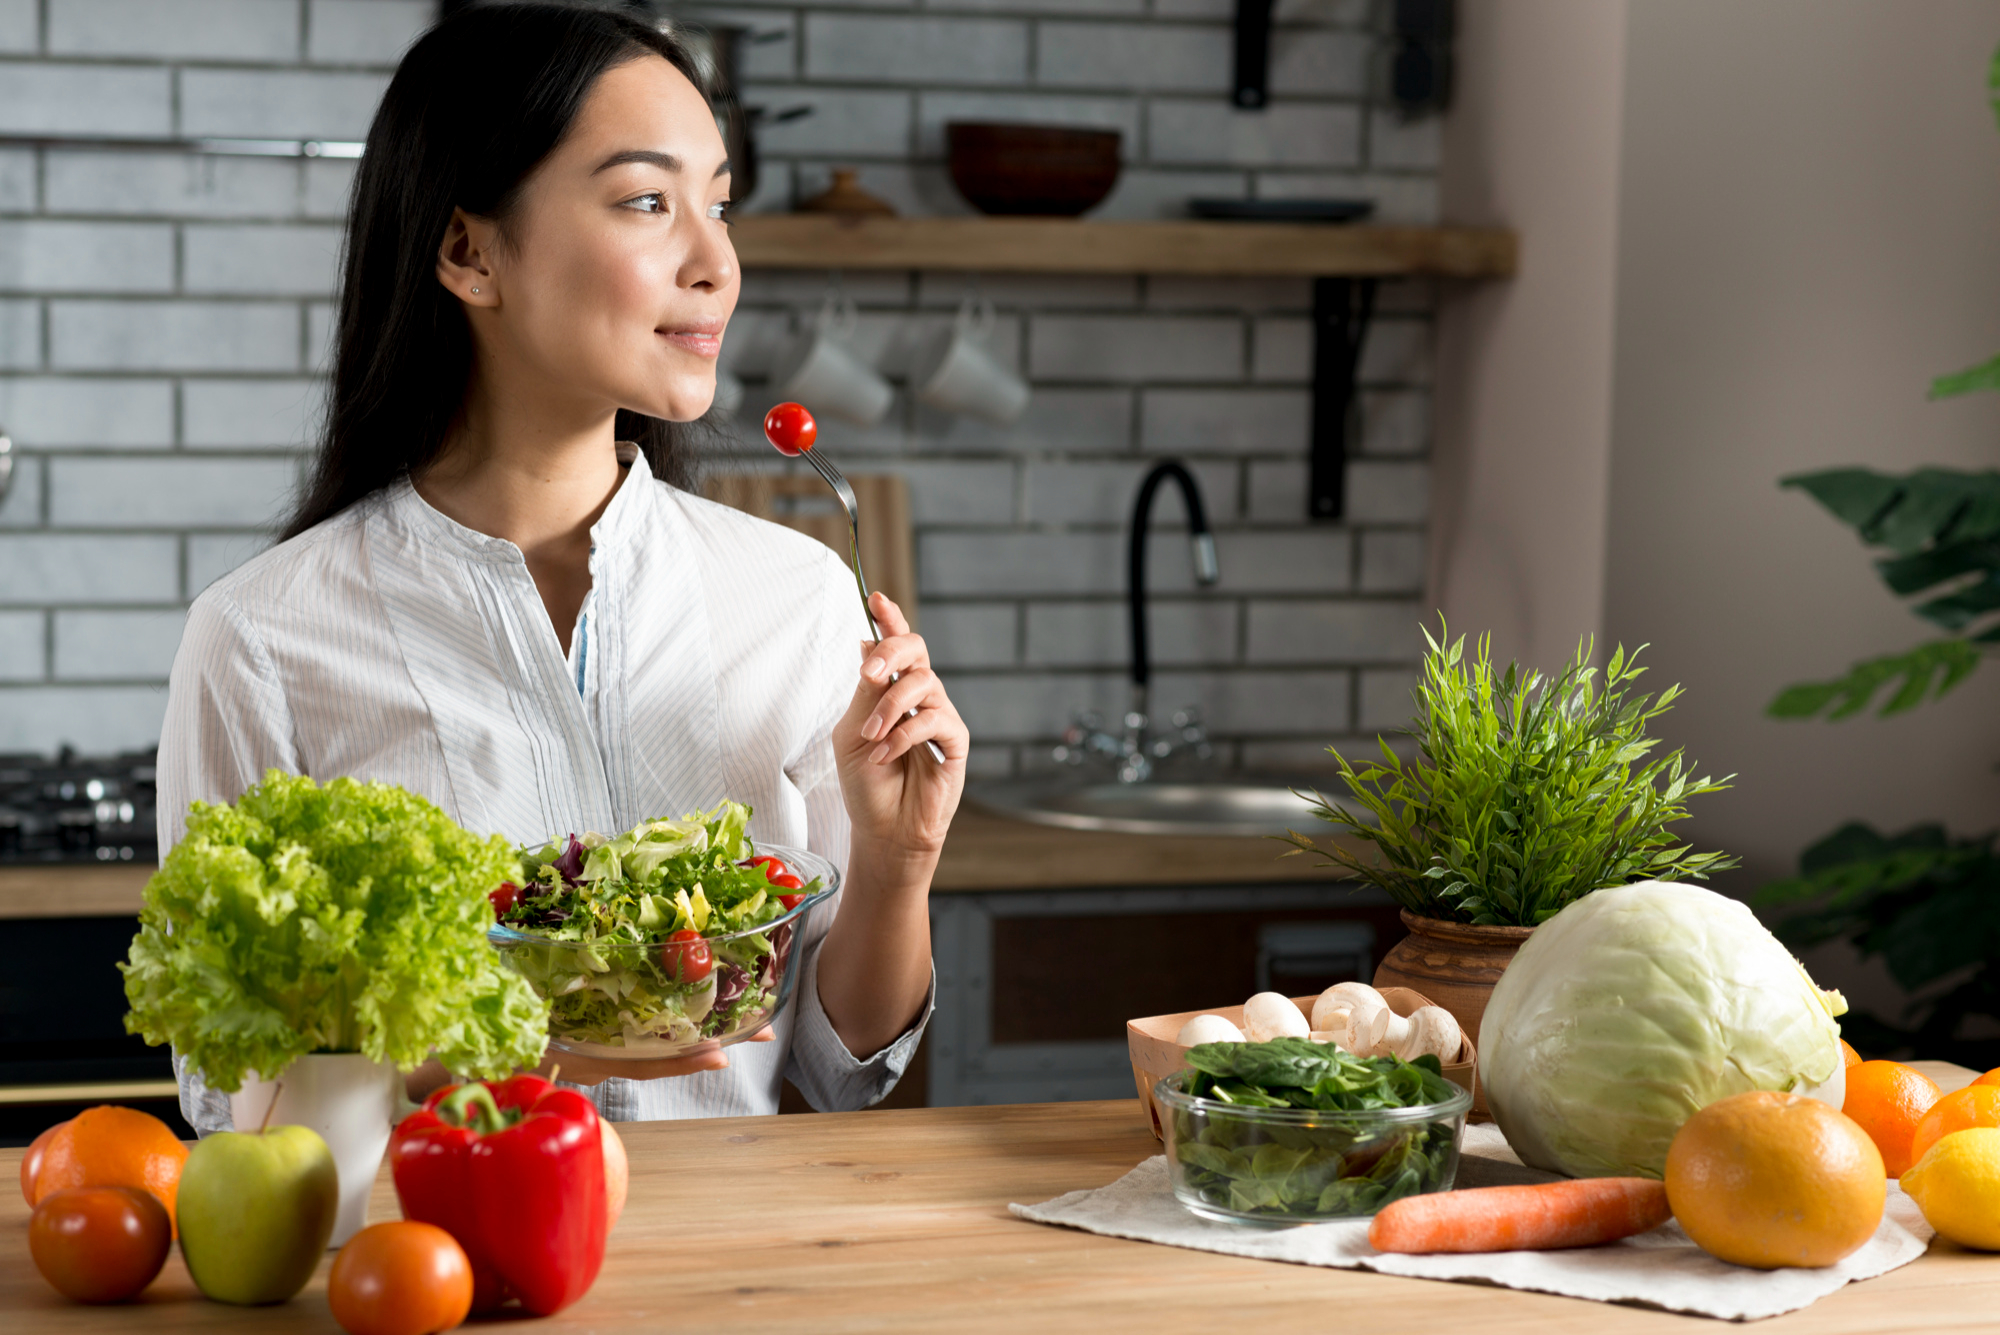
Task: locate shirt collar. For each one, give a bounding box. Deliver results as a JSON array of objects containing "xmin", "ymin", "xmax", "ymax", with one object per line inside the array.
[{"xmin": 388, "ymin": 441, "xmax": 655, "ymax": 564}]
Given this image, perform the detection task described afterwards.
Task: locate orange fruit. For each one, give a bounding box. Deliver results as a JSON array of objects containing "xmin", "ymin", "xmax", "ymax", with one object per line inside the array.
[
  {"xmin": 1665, "ymin": 1090, "xmax": 1885, "ymax": 1269},
  {"xmin": 1839, "ymin": 1039, "xmax": 1862, "ymax": 1067},
  {"xmin": 1842, "ymin": 1060, "xmax": 1942, "ymax": 1177},
  {"xmin": 21, "ymin": 1120, "xmax": 65, "ymax": 1206},
  {"xmin": 1972, "ymin": 1067, "xmax": 2000, "ymax": 1090},
  {"xmin": 31, "ymin": 1107, "xmax": 188, "ymax": 1234},
  {"xmin": 1911, "ymin": 1085, "xmax": 2000, "ymax": 1166}
]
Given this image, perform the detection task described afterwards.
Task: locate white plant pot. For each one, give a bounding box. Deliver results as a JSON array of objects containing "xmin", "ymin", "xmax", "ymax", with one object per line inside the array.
[{"xmin": 230, "ymin": 1052, "xmax": 400, "ymax": 1247}]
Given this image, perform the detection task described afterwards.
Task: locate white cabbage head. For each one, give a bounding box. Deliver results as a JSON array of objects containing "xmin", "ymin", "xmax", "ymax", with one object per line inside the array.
[{"xmin": 1478, "ymin": 880, "xmax": 1848, "ymax": 1179}]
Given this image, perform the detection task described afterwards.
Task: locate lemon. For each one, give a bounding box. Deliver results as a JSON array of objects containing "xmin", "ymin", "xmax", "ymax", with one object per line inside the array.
[{"xmin": 1901, "ymin": 1126, "xmax": 2000, "ymax": 1250}]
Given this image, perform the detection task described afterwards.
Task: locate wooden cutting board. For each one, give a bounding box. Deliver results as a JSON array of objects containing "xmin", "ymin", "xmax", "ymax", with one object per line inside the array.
[{"xmin": 706, "ymin": 471, "xmax": 919, "ymax": 630}]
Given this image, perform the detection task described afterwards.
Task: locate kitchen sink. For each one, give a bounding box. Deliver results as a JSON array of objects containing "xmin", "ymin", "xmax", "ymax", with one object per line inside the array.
[{"xmin": 968, "ymin": 779, "xmax": 1363, "ymax": 838}]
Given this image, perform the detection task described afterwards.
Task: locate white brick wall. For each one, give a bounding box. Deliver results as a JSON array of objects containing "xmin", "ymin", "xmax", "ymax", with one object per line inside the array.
[
  {"xmin": 47, "ymin": 0, "xmax": 300, "ymax": 62},
  {"xmin": 0, "ymin": 0, "xmax": 1440, "ymax": 772}
]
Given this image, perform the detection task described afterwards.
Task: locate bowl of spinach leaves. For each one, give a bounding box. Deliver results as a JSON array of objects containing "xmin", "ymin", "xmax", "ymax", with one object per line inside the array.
[{"xmin": 1156, "ymin": 1038, "xmax": 1472, "ymax": 1225}]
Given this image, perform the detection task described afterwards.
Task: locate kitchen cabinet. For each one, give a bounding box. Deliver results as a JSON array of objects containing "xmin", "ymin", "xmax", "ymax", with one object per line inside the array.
[
  {"xmin": 921, "ymin": 807, "xmax": 1383, "ymax": 1108},
  {"xmin": 2, "ymin": 1096, "xmax": 1991, "ymax": 1332}
]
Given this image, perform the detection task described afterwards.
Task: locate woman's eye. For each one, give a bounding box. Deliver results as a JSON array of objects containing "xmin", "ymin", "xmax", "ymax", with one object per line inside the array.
[
  {"xmin": 707, "ymin": 201, "xmax": 730, "ymax": 222},
  {"xmin": 623, "ymin": 193, "xmax": 666, "ymax": 214}
]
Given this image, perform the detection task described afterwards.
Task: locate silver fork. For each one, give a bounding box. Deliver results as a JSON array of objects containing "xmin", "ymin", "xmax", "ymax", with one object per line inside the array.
[{"xmin": 796, "ymin": 447, "xmax": 949, "ymax": 766}]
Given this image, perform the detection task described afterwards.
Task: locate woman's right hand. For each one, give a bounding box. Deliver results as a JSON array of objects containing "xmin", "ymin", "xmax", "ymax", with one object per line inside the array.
[{"xmin": 532, "ymin": 1027, "xmax": 775, "ymax": 1087}]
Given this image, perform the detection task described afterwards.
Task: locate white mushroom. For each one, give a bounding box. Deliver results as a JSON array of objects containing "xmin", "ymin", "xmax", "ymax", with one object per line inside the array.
[
  {"xmin": 1384, "ymin": 1006, "xmax": 1463, "ymax": 1063},
  {"xmin": 1311, "ymin": 982, "xmax": 1390, "ymax": 1054},
  {"xmin": 1309, "ymin": 982, "xmax": 1463, "ymax": 1061},
  {"xmin": 1241, "ymin": 992, "xmax": 1310, "ymax": 1042},
  {"xmin": 1175, "ymin": 1014, "xmax": 1247, "ymax": 1047}
]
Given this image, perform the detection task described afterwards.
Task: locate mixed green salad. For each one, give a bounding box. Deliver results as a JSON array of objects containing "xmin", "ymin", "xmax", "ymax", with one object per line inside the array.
[
  {"xmin": 489, "ymin": 801, "xmax": 826, "ymax": 1052},
  {"xmin": 1166, "ymin": 1039, "xmax": 1467, "ymax": 1220}
]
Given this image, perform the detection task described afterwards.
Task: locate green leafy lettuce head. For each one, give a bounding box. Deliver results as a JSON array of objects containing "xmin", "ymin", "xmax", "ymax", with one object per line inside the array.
[{"xmin": 122, "ymin": 770, "xmax": 549, "ymax": 1092}]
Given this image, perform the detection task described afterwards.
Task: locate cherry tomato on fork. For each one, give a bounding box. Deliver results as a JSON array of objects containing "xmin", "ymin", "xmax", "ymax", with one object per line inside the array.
[
  {"xmin": 659, "ymin": 929, "xmax": 714, "ymax": 984},
  {"xmin": 762, "ymin": 402, "xmax": 816, "ymax": 456}
]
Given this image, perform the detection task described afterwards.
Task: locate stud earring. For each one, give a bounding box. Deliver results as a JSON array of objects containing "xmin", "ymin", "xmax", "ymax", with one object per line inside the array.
[{"xmin": 470, "ymin": 287, "xmax": 480, "ymax": 294}]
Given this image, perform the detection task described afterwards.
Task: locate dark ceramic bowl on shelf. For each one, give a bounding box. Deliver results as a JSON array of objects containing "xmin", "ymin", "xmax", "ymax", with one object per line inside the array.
[{"xmin": 946, "ymin": 122, "xmax": 1121, "ymax": 217}]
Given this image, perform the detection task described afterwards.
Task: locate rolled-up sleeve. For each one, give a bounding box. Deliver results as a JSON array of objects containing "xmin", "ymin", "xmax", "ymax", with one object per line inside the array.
[{"xmin": 786, "ymin": 949, "xmax": 934, "ymax": 1111}]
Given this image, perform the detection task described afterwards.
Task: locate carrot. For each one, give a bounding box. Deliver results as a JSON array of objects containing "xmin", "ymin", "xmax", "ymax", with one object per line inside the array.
[{"xmin": 1368, "ymin": 1178, "xmax": 1671, "ymax": 1254}]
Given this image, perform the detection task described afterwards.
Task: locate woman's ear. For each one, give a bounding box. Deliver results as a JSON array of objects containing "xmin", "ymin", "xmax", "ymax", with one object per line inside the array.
[{"xmin": 437, "ymin": 207, "xmax": 501, "ymax": 307}]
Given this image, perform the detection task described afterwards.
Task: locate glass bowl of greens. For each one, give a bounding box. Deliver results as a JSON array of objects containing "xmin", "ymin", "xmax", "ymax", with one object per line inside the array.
[
  {"xmin": 487, "ymin": 802, "xmax": 837, "ymax": 1059},
  {"xmin": 1155, "ymin": 1039, "xmax": 1472, "ymax": 1226}
]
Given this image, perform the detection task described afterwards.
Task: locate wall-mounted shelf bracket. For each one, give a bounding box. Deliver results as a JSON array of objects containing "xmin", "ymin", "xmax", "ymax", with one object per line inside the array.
[{"xmin": 1309, "ymin": 277, "xmax": 1377, "ymax": 522}]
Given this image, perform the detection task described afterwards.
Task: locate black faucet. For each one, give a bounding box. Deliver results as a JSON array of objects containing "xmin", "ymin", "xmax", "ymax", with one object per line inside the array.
[{"xmin": 1126, "ymin": 461, "xmax": 1221, "ymax": 756}]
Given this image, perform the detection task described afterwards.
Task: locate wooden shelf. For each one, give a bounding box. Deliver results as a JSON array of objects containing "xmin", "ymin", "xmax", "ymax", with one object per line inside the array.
[{"xmin": 729, "ymin": 216, "xmax": 1516, "ymax": 278}]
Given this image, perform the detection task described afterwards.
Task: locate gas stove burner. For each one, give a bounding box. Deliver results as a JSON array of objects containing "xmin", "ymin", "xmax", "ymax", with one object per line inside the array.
[{"xmin": 0, "ymin": 747, "xmax": 158, "ymax": 865}]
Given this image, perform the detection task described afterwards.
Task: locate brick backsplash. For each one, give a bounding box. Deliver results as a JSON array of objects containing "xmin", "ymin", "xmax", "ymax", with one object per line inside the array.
[{"xmin": 0, "ymin": 0, "xmax": 1437, "ymax": 773}]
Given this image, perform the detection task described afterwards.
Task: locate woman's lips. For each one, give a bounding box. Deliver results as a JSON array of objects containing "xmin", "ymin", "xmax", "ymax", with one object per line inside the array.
[{"xmin": 659, "ymin": 327, "xmax": 723, "ymax": 358}]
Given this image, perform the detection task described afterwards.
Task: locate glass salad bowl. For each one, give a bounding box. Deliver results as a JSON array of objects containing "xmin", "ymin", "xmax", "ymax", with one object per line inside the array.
[
  {"xmin": 1156, "ymin": 1073, "xmax": 1471, "ymax": 1226},
  {"xmin": 488, "ymin": 843, "xmax": 838, "ymax": 1061}
]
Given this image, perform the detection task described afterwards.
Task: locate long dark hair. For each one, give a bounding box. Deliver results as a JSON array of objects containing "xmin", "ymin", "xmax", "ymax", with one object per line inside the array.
[{"xmin": 282, "ymin": 3, "xmax": 707, "ymax": 540}]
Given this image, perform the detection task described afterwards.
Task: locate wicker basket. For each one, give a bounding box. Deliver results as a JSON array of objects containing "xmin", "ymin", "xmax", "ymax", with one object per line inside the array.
[{"xmin": 1125, "ymin": 987, "xmax": 1479, "ymax": 1141}]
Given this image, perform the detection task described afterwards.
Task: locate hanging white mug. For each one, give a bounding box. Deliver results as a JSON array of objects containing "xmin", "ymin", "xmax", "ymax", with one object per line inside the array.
[
  {"xmin": 769, "ymin": 297, "xmax": 894, "ymax": 426},
  {"xmin": 911, "ymin": 298, "xmax": 1030, "ymax": 425}
]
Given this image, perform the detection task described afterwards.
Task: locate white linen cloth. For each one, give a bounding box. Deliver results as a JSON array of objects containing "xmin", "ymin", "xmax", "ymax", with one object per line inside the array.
[
  {"xmin": 159, "ymin": 446, "xmax": 931, "ymax": 1130},
  {"xmin": 1011, "ymin": 1124, "xmax": 1933, "ymax": 1321}
]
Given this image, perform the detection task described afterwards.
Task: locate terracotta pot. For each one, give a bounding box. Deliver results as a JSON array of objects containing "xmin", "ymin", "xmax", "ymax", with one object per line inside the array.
[{"xmin": 1373, "ymin": 911, "xmax": 1535, "ymax": 1118}]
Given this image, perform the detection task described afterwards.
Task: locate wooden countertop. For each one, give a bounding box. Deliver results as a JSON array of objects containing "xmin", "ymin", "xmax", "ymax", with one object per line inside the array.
[
  {"xmin": 0, "ymin": 809, "xmax": 1356, "ymax": 918},
  {"xmin": 931, "ymin": 805, "xmax": 1355, "ymax": 892},
  {"xmin": 0, "ymin": 863, "xmax": 153, "ymax": 919},
  {"xmin": 3, "ymin": 1094, "xmax": 1992, "ymax": 1333}
]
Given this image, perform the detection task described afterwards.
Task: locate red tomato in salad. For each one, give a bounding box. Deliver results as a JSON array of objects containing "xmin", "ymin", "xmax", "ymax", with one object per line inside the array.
[
  {"xmin": 762, "ymin": 402, "xmax": 816, "ymax": 456},
  {"xmin": 777, "ymin": 893, "xmax": 807, "ymax": 911},
  {"xmin": 744, "ymin": 854, "xmax": 790, "ymax": 879},
  {"xmin": 659, "ymin": 929, "xmax": 713, "ymax": 983},
  {"xmin": 488, "ymin": 883, "xmax": 521, "ymax": 919}
]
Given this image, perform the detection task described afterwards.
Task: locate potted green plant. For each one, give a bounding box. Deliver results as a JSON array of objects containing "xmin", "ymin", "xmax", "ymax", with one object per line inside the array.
[
  {"xmin": 1282, "ymin": 626, "xmax": 1738, "ymax": 1051},
  {"xmin": 122, "ymin": 772, "xmax": 548, "ymax": 1244}
]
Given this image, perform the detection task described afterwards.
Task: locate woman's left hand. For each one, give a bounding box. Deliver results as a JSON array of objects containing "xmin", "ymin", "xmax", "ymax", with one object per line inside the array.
[{"xmin": 833, "ymin": 592, "xmax": 968, "ymax": 859}]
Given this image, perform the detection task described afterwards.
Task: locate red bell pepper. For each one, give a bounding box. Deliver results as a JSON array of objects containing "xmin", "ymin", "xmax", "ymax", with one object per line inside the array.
[{"xmin": 388, "ymin": 1073, "xmax": 607, "ymax": 1316}]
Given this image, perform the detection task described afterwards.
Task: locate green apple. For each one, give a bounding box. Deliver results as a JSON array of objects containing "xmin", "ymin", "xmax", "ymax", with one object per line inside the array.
[{"xmin": 177, "ymin": 1125, "xmax": 338, "ymax": 1305}]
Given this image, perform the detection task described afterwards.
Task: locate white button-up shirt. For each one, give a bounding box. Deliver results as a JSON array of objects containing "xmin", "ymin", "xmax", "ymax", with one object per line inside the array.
[{"xmin": 160, "ymin": 448, "xmax": 929, "ymax": 1129}]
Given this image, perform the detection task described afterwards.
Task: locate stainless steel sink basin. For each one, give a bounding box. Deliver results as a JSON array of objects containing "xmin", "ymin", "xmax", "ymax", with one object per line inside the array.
[{"xmin": 968, "ymin": 779, "xmax": 1361, "ymax": 838}]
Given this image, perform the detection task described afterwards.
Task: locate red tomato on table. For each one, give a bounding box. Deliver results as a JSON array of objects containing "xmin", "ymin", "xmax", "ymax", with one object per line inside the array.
[
  {"xmin": 29, "ymin": 1186, "xmax": 170, "ymax": 1304},
  {"xmin": 328, "ymin": 1220, "xmax": 473, "ymax": 1335}
]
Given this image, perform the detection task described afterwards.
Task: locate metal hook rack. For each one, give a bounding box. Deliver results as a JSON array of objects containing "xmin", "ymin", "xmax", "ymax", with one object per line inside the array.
[{"xmin": 0, "ymin": 134, "xmax": 365, "ymax": 158}]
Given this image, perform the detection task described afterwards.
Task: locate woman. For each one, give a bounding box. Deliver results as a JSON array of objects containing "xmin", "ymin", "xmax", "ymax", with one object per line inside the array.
[{"xmin": 163, "ymin": 4, "xmax": 965, "ymax": 1129}]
